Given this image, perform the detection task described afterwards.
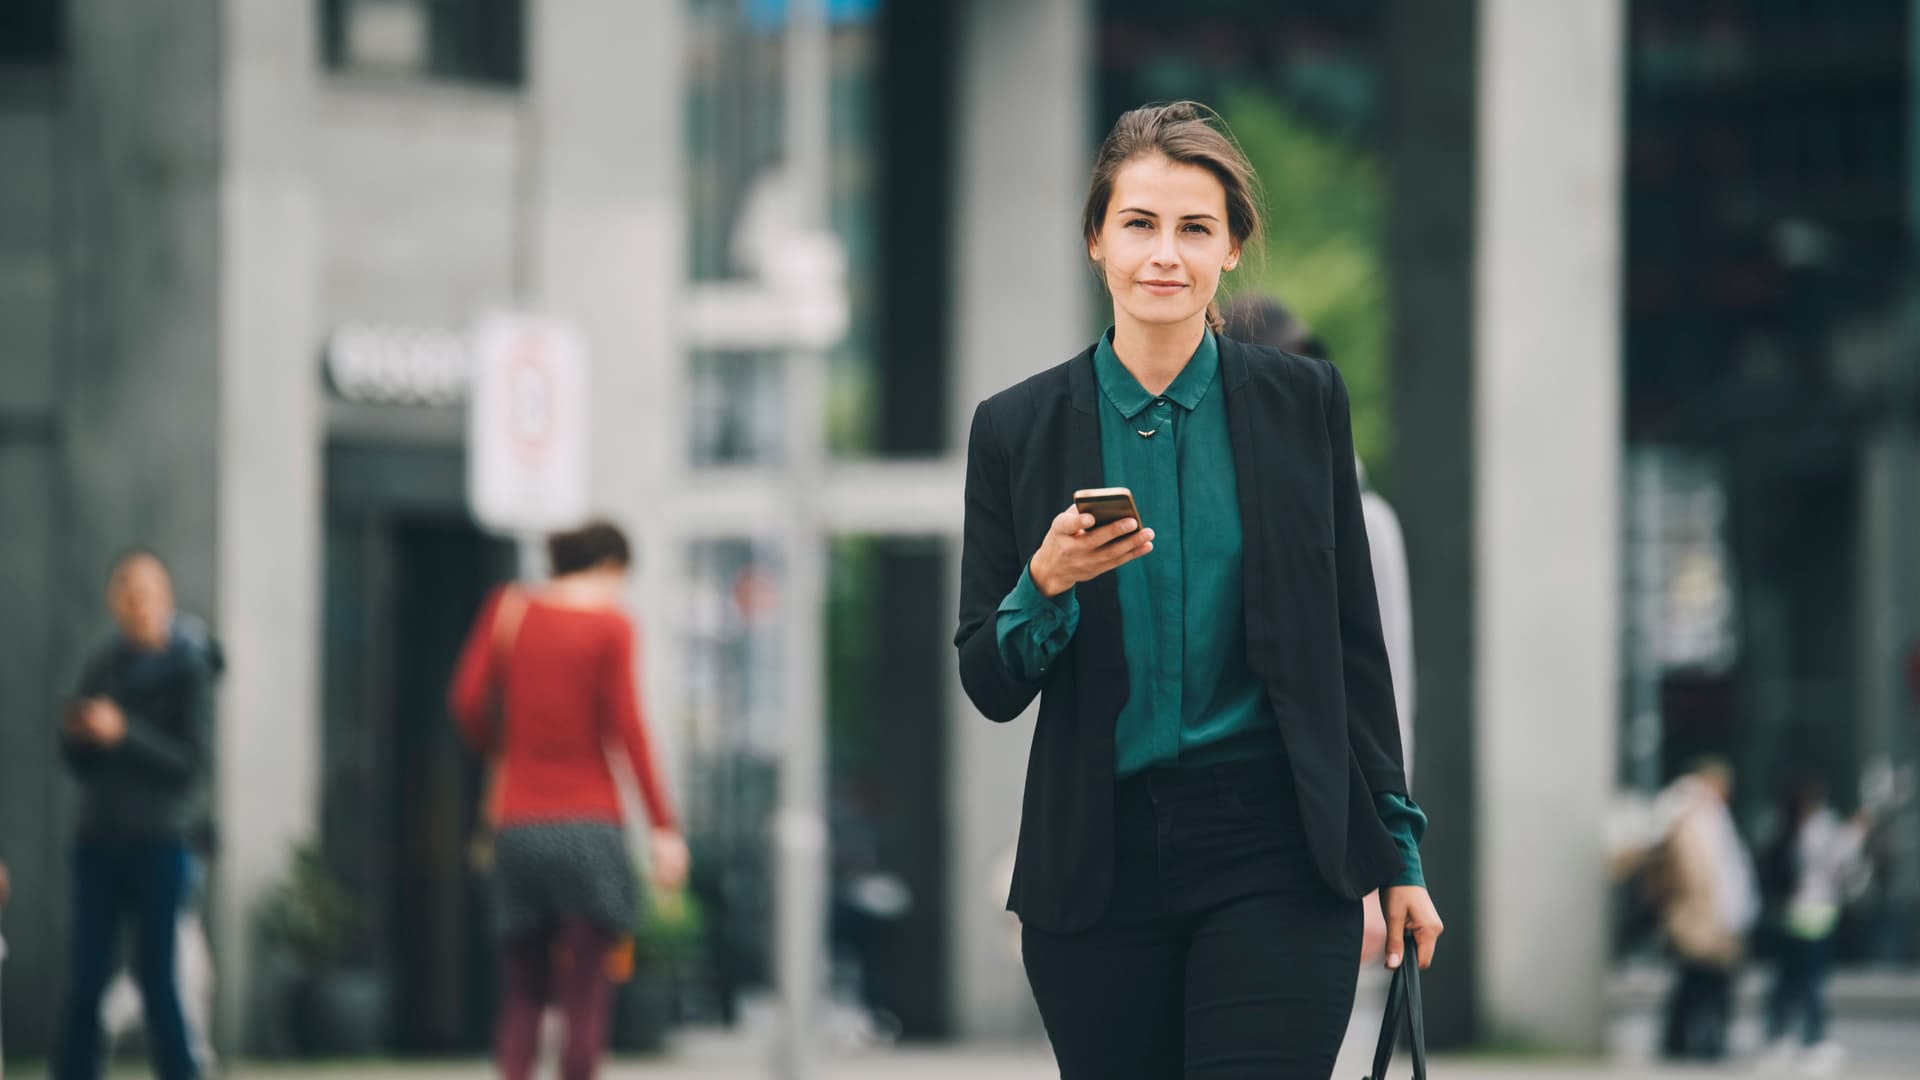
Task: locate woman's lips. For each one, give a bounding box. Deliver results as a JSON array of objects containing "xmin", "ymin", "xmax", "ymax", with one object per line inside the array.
[{"xmin": 1139, "ymin": 280, "xmax": 1187, "ymax": 296}]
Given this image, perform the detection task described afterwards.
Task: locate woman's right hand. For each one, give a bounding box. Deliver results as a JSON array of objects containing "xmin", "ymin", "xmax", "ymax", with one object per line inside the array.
[
  {"xmin": 1027, "ymin": 505, "xmax": 1155, "ymax": 598},
  {"xmin": 650, "ymin": 828, "xmax": 691, "ymax": 892}
]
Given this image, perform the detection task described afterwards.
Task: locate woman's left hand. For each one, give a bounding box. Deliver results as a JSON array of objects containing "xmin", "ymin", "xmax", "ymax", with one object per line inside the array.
[
  {"xmin": 650, "ymin": 828, "xmax": 691, "ymax": 892},
  {"xmin": 1380, "ymin": 885, "xmax": 1443, "ymax": 970}
]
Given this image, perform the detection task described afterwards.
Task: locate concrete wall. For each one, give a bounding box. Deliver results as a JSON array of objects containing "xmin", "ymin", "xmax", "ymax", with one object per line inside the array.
[
  {"xmin": 946, "ymin": 0, "xmax": 1091, "ymax": 1041},
  {"xmin": 318, "ymin": 82, "xmax": 522, "ymax": 328}
]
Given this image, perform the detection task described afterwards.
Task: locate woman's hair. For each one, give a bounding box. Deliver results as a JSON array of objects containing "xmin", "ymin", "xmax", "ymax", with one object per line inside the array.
[
  {"xmin": 548, "ymin": 519, "xmax": 632, "ymax": 576},
  {"xmin": 1082, "ymin": 101, "xmax": 1265, "ymax": 334}
]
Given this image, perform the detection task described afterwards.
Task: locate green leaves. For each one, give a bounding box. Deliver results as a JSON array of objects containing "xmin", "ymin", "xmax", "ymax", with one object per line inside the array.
[{"xmin": 1220, "ymin": 87, "xmax": 1393, "ymax": 491}]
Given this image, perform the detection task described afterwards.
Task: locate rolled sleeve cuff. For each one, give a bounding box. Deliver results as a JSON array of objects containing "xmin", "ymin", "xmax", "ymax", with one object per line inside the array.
[
  {"xmin": 999, "ymin": 564, "xmax": 1076, "ymax": 615},
  {"xmin": 1377, "ymin": 791, "xmax": 1428, "ymax": 889},
  {"xmin": 995, "ymin": 566, "xmax": 1079, "ymax": 680}
]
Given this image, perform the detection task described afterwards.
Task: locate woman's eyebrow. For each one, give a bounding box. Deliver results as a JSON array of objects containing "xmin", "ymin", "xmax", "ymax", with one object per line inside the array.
[{"xmin": 1115, "ymin": 207, "xmax": 1220, "ymax": 222}]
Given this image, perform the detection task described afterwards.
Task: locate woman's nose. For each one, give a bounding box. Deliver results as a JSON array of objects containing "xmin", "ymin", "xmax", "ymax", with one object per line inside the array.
[{"xmin": 1151, "ymin": 228, "xmax": 1181, "ymax": 265}]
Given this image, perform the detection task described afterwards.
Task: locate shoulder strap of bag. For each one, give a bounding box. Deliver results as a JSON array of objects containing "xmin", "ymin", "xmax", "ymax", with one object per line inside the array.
[
  {"xmin": 1365, "ymin": 931, "xmax": 1428, "ymax": 1080},
  {"xmin": 481, "ymin": 587, "xmax": 529, "ymax": 827}
]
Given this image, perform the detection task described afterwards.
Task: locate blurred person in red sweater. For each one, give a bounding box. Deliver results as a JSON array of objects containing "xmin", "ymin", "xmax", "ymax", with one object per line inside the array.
[{"xmin": 450, "ymin": 520, "xmax": 687, "ymax": 1080}]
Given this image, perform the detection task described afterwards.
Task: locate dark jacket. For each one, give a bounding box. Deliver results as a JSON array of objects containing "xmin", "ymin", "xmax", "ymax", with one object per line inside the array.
[
  {"xmin": 63, "ymin": 620, "xmax": 217, "ymax": 841},
  {"xmin": 955, "ymin": 336, "xmax": 1409, "ymax": 933}
]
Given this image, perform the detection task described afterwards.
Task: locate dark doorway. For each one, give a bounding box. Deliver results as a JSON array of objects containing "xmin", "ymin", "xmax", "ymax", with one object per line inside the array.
[
  {"xmin": 389, "ymin": 518, "xmax": 514, "ymax": 1049},
  {"xmin": 322, "ymin": 440, "xmax": 515, "ymax": 1053}
]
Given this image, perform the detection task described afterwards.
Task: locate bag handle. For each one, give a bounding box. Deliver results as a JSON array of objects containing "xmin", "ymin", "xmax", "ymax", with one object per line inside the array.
[{"xmin": 1365, "ymin": 930, "xmax": 1428, "ymax": 1080}]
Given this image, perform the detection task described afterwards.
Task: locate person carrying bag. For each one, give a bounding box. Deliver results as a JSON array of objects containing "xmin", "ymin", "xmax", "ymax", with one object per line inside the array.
[{"xmin": 450, "ymin": 521, "xmax": 688, "ymax": 1080}]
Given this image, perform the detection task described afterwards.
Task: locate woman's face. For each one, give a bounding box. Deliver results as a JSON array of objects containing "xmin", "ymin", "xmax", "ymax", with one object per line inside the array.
[{"xmin": 1090, "ymin": 154, "xmax": 1240, "ymax": 335}]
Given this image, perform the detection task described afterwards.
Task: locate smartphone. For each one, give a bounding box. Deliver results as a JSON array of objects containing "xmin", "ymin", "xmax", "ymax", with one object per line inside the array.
[{"xmin": 1072, "ymin": 487, "xmax": 1142, "ymax": 531}]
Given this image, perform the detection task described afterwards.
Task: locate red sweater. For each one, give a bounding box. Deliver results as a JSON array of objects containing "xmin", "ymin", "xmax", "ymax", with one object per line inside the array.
[{"xmin": 449, "ymin": 587, "xmax": 676, "ymax": 831}]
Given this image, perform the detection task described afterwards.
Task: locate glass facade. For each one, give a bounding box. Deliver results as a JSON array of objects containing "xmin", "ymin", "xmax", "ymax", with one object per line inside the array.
[{"xmin": 1622, "ymin": 0, "xmax": 1919, "ymax": 966}]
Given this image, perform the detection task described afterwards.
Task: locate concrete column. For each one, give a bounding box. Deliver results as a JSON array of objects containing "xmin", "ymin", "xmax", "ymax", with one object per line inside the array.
[
  {"xmin": 1473, "ymin": 0, "xmax": 1624, "ymax": 1050},
  {"xmin": 1385, "ymin": 0, "xmax": 1480, "ymax": 1048},
  {"xmin": 526, "ymin": 0, "xmax": 687, "ymax": 815},
  {"xmin": 0, "ymin": 68, "xmax": 63, "ymax": 1053},
  {"xmin": 214, "ymin": 0, "xmax": 322, "ymax": 1050},
  {"xmin": 947, "ymin": 0, "xmax": 1091, "ymax": 1041}
]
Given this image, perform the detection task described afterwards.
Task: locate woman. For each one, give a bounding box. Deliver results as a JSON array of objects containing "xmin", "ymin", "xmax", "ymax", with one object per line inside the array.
[
  {"xmin": 954, "ymin": 102, "xmax": 1442, "ymax": 1079},
  {"xmin": 450, "ymin": 520, "xmax": 689, "ymax": 1080},
  {"xmin": 1761, "ymin": 777, "xmax": 1871, "ymax": 1072}
]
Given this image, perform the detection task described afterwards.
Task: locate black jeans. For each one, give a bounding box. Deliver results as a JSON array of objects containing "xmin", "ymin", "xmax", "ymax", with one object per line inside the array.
[
  {"xmin": 1022, "ymin": 755, "xmax": 1362, "ymax": 1080},
  {"xmin": 1766, "ymin": 933, "xmax": 1834, "ymax": 1046},
  {"xmin": 1661, "ymin": 960, "xmax": 1735, "ymax": 1061},
  {"xmin": 57, "ymin": 838, "xmax": 198, "ymax": 1080}
]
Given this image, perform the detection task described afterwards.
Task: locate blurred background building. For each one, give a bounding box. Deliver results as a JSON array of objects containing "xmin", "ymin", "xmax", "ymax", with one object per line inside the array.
[{"xmin": 0, "ymin": 0, "xmax": 1915, "ymax": 1066}]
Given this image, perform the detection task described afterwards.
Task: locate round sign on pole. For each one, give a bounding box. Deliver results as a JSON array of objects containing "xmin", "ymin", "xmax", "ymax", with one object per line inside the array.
[{"xmin": 468, "ymin": 314, "xmax": 589, "ymax": 534}]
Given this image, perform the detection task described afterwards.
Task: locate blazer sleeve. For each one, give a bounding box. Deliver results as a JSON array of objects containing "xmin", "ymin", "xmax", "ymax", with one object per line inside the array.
[
  {"xmin": 955, "ymin": 400, "xmax": 1047, "ymax": 723},
  {"xmin": 1325, "ymin": 363, "xmax": 1410, "ymax": 798}
]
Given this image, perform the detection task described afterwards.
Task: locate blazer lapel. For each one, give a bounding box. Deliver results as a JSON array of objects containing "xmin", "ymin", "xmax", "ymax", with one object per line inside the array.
[
  {"xmin": 1221, "ymin": 338, "xmax": 1283, "ymax": 668},
  {"xmin": 1067, "ymin": 350, "xmax": 1126, "ymax": 683}
]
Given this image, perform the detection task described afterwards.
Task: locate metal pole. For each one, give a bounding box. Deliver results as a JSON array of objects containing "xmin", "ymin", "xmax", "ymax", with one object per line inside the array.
[{"xmin": 773, "ymin": 0, "xmax": 831, "ymax": 1076}]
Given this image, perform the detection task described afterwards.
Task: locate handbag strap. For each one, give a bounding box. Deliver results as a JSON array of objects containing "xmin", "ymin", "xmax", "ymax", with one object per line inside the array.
[
  {"xmin": 489, "ymin": 587, "xmax": 529, "ymax": 730},
  {"xmin": 1367, "ymin": 931, "xmax": 1428, "ymax": 1080},
  {"xmin": 481, "ymin": 588, "xmax": 529, "ymax": 828},
  {"xmin": 1404, "ymin": 933, "xmax": 1428, "ymax": 1078}
]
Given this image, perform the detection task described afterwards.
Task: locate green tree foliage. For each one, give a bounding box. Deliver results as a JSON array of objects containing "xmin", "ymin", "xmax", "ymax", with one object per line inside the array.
[{"xmin": 1218, "ymin": 88, "xmax": 1393, "ymax": 488}]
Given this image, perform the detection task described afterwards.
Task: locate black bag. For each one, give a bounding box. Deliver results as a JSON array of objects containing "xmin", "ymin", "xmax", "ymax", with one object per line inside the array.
[{"xmin": 1363, "ymin": 931, "xmax": 1427, "ymax": 1080}]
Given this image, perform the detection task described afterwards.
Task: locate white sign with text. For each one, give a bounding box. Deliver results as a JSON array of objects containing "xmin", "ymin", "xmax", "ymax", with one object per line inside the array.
[{"xmin": 468, "ymin": 314, "xmax": 589, "ymax": 534}]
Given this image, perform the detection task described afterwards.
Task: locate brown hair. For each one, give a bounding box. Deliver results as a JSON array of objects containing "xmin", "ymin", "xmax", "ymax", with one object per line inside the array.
[
  {"xmin": 1082, "ymin": 101, "xmax": 1265, "ymax": 334},
  {"xmin": 548, "ymin": 519, "xmax": 632, "ymax": 576}
]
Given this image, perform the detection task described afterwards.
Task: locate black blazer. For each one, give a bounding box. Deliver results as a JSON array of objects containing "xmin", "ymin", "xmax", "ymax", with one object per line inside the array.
[{"xmin": 954, "ymin": 335, "xmax": 1410, "ymax": 933}]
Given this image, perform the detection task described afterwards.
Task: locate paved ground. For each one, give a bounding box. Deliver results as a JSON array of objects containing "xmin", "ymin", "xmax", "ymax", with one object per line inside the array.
[
  {"xmin": 21, "ymin": 967, "xmax": 1918, "ymax": 1078},
  {"xmin": 50, "ymin": 1009, "xmax": 1919, "ymax": 1080},
  {"xmin": 85, "ymin": 1041, "xmax": 1914, "ymax": 1080}
]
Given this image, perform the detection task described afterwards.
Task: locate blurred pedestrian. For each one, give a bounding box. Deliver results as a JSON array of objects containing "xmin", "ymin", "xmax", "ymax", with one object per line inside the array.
[
  {"xmin": 955, "ymin": 102, "xmax": 1438, "ymax": 1080},
  {"xmin": 450, "ymin": 520, "xmax": 688, "ymax": 1080},
  {"xmin": 1758, "ymin": 775, "xmax": 1880, "ymax": 1075},
  {"xmin": 1641, "ymin": 757, "xmax": 1758, "ymax": 1062},
  {"xmin": 1221, "ymin": 293, "xmax": 1419, "ymax": 968},
  {"xmin": 101, "ymin": 618, "xmax": 222, "ymax": 1075},
  {"xmin": 57, "ymin": 551, "xmax": 212, "ymax": 1080}
]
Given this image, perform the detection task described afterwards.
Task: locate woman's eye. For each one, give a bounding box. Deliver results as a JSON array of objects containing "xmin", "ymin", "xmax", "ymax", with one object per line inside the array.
[
  {"xmin": 1183, "ymin": 223, "xmax": 1210, "ymax": 235},
  {"xmin": 1125, "ymin": 218, "xmax": 1151, "ymax": 229}
]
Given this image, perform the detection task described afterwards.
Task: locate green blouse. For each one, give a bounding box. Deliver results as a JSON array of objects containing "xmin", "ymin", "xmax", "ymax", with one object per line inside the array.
[{"xmin": 996, "ymin": 329, "xmax": 1426, "ymax": 887}]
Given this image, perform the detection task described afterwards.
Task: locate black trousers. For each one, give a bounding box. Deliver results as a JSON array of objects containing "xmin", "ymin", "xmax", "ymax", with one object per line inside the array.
[
  {"xmin": 1661, "ymin": 959, "xmax": 1735, "ymax": 1061},
  {"xmin": 1022, "ymin": 755, "xmax": 1362, "ymax": 1080}
]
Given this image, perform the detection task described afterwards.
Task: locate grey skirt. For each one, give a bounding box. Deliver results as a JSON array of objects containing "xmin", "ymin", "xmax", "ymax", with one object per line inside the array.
[{"xmin": 490, "ymin": 821, "xmax": 638, "ymax": 941}]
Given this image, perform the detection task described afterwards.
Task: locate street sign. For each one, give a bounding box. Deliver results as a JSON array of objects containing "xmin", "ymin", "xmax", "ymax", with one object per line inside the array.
[{"xmin": 467, "ymin": 313, "xmax": 589, "ymax": 534}]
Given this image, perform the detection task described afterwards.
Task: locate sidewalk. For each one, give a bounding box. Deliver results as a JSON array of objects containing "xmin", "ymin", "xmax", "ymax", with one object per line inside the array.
[
  {"xmin": 75, "ymin": 1011, "xmax": 1919, "ymax": 1080},
  {"xmin": 49, "ymin": 967, "xmax": 1920, "ymax": 1079},
  {"xmin": 178, "ymin": 1043, "xmax": 1920, "ymax": 1080}
]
